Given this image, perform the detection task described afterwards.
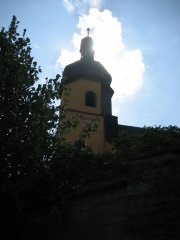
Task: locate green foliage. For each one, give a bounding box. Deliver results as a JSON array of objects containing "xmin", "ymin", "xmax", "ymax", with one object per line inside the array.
[
  {"xmin": 0, "ymin": 16, "xmax": 62, "ymax": 180},
  {"xmin": 113, "ymin": 125, "xmax": 180, "ymax": 159},
  {"xmin": 0, "ymin": 16, "xmax": 62, "ymax": 238},
  {"xmin": 52, "ymin": 146, "xmax": 126, "ymax": 194}
]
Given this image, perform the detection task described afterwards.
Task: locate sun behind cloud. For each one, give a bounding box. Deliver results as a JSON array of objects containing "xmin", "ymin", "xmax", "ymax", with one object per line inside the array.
[{"xmin": 57, "ymin": 8, "xmax": 145, "ymax": 116}]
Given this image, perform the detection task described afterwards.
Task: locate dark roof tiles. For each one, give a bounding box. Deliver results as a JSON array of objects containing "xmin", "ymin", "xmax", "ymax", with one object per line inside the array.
[{"xmin": 63, "ymin": 58, "xmax": 112, "ymax": 85}]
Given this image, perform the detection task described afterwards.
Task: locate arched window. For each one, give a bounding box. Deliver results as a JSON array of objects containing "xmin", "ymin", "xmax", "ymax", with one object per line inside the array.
[{"xmin": 85, "ymin": 91, "xmax": 96, "ymax": 107}]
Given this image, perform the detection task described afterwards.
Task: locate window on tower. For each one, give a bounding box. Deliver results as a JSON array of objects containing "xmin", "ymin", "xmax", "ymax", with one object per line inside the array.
[{"xmin": 85, "ymin": 91, "xmax": 96, "ymax": 107}]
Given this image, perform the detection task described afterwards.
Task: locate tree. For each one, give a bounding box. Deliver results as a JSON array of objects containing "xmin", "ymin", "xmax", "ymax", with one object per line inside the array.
[
  {"xmin": 113, "ymin": 125, "xmax": 180, "ymax": 159},
  {"xmin": 0, "ymin": 16, "xmax": 62, "ymax": 239},
  {"xmin": 0, "ymin": 15, "xmax": 62, "ymax": 178}
]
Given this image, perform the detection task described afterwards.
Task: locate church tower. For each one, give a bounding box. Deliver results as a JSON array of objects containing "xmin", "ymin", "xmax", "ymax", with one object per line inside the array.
[{"xmin": 61, "ymin": 29, "xmax": 118, "ymax": 152}]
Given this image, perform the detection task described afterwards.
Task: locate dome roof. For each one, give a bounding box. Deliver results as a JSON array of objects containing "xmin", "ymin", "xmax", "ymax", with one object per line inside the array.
[
  {"xmin": 63, "ymin": 58, "xmax": 112, "ymax": 85},
  {"xmin": 63, "ymin": 28, "xmax": 112, "ymax": 86}
]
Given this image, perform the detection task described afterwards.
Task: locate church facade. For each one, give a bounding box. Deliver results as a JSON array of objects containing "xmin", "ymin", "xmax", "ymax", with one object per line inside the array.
[{"xmin": 61, "ymin": 30, "xmax": 118, "ymax": 152}]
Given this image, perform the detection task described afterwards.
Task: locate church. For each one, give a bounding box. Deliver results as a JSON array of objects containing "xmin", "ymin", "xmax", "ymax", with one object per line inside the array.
[{"xmin": 60, "ymin": 29, "xmax": 138, "ymax": 152}]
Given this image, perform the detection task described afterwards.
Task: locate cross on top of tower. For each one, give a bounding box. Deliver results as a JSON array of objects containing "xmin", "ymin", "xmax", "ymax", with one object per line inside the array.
[{"xmin": 87, "ymin": 28, "xmax": 90, "ymax": 37}]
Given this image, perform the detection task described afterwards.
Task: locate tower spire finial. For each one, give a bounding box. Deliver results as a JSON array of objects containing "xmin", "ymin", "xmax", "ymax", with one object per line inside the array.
[
  {"xmin": 80, "ymin": 28, "xmax": 94, "ymax": 60},
  {"xmin": 87, "ymin": 28, "xmax": 90, "ymax": 37}
]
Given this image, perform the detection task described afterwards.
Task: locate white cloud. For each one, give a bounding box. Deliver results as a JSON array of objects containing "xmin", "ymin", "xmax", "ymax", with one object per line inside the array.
[
  {"xmin": 57, "ymin": 8, "xmax": 145, "ymax": 117},
  {"xmin": 63, "ymin": 0, "xmax": 103, "ymax": 13},
  {"xmin": 63, "ymin": 0, "xmax": 75, "ymax": 12},
  {"xmin": 86, "ymin": 0, "xmax": 103, "ymax": 8}
]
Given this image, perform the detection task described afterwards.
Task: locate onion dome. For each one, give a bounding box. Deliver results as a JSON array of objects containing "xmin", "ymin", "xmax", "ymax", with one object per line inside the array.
[{"xmin": 63, "ymin": 28, "xmax": 112, "ymax": 86}]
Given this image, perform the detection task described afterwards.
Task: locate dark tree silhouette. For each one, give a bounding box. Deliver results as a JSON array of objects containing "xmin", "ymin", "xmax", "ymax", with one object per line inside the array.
[{"xmin": 0, "ymin": 16, "xmax": 61, "ymax": 239}]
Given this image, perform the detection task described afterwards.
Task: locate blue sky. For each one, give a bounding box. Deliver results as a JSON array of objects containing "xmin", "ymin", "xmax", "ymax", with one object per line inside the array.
[{"xmin": 1, "ymin": 0, "xmax": 180, "ymax": 127}]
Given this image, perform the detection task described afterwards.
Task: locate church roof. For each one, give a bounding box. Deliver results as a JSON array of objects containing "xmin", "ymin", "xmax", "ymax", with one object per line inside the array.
[
  {"xmin": 63, "ymin": 58, "xmax": 112, "ymax": 85},
  {"xmin": 62, "ymin": 28, "xmax": 112, "ymax": 91}
]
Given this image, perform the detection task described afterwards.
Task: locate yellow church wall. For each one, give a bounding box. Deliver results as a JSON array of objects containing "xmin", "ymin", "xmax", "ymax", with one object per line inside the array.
[
  {"xmin": 63, "ymin": 110, "xmax": 107, "ymax": 152},
  {"xmin": 62, "ymin": 79, "xmax": 102, "ymax": 115},
  {"xmin": 61, "ymin": 78, "xmax": 113, "ymax": 152}
]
